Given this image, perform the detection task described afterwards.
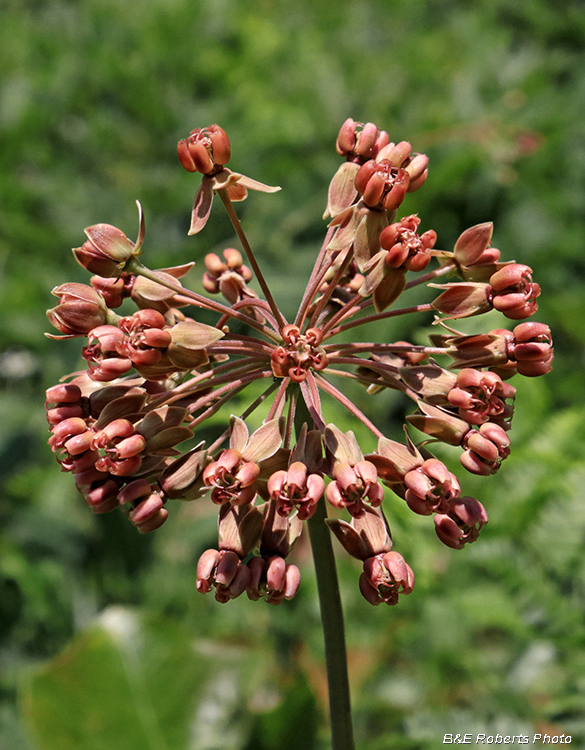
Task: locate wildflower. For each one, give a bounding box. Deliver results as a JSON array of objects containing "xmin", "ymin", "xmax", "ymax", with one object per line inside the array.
[
  {"xmin": 178, "ymin": 124, "xmax": 280, "ymax": 234},
  {"xmin": 44, "ymin": 117, "xmax": 551, "ymax": 614},
  {"xmin": 434, "ymin": 496, "xmax": 488, "ymax": 549},
  {"xmin": 489, "ymin": 263, "xmax": 540, "ymax": 319}
]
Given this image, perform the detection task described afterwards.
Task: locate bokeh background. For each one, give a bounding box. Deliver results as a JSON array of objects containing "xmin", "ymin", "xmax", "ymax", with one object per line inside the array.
[{"xmin": 1, "ymin": 0, "xmax": 585, "ymax": 748}]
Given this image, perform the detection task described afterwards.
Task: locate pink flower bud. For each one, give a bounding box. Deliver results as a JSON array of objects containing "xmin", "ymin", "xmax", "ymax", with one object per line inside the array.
[
  {"xmin": 360, "ymin": 550, "xmax": 414, "ymax": 605},
  {"xmin": 434, "ymin": 497, "xmax": 487, "ymax": 549},
  {"xmin": 431, "ymin": 282, "xmax": 492, "ymax": 319},
  {"xmin": 197, "ymin": 549, "xmax": 221, "ymax": 592},
  {"xmin": 510, "ymin": 322, "xmax": 554, "ymax": 376},
  {"xmin": 47, "ymin": 283, "xmax": 109, "ymax": 337},
  {"xmin": 227, "ymin": 564, "xmax": 252, "ymax": 599},
  {"xmin": 461, "ymin": 423, "xmax": 511, "ymax": 475},
  {"xmin": 74, "ymin": 224, "xmax": 137, "ymax": 277},
  {"xmin": 117, "ymin": 478, "xmax": 151, "ymax": 505},
  {"xmin": 64, "ymin": 430, "xmax": 94, "ymax": 456},
  {"xmin": 83, "ymin": 479, "xmax": 119, "ymax": 510},
  {"xmin": 46, "ymin": 384, "xmax": 82, "ymax": 405}
]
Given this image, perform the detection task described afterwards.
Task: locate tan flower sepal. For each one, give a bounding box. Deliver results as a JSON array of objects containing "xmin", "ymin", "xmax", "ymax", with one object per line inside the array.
[
  {"xmin": 228, "ymin": 416, "xmax": 284, "ymax": 463},
  {"xmin": 353, "ymin": 209, "xmax": 388, "ymax": 271},
  {"xmin": 93, "ymin": 390, "xmax": 149, "ymax": 430},
  {"xmin": 358, "ymin": 250, "xmax": 406, "ymax": 311},
  {"xmin": 166, "ymin": 320, "xmax": 224, "ymax": 369},
  {"xmin": 326, "ymin": 504, "xmax": 393, "ymax": 561},
  {"xmin": 257, "ymin": 500, "xmax": 303, "ymax": 557},
  {"xmin": 365, "ymin": 435, "xmax": 423, "ymax": 482},
  {"xmin": 159, "ymin": 446, "xmax": 211, "ymax": 500},
  {"xmin": 406, "ymin": 401, "xmax": 470, "ymax": 446},
  {"xmin": 399, "ymin": 363, "xmax": 457, "ymax": 403},
  {"xmin": 326, "ymin": 205, "xmax": 363, "ymax": 252},
  {"xmin": 188, "ymin": 177, "xmax": 214, "ymax": 235},
  {"xmin": 373, "ymin": 267, "xmax": 406, "ymax": 312},
  {"xmin": 323, "ymin": 161, "xmax": 360, "ymax": 220},
  {"xmin": 233, "ymin": 172, "xmax": 281, "ymax": 194},
  {"xmin": 189, "ymin": 170, "xmax": 280, "ymax": 235},
  {"xmin": 218, "ymin": 503, "xmax": 264, "ymax": 558},
  {"xmin": 324, "ymin": 423, "xmax": 363, "ymax": 466},
  {"xmin": 290, "ymin": 424, "xmax": 324, "ymax": 474},
  {"xmin": 430, "ymin": 282, "xmax": 492, "ymax": 320},
  {"xmin": 136, "ymin": 406, "xmax": 193, "ymax": 453},
  {"xmin": 358, "ymin": 251, "xmax": 386, "ymax": 297}
]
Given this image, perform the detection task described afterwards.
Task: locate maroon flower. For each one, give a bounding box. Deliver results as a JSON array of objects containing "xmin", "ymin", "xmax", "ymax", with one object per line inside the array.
[
  {"xmin": 177, "ymin": 124, "xmax": 231, "ymax": 175},
  {"xmin": 355, "ymin": 159, "xmax": 411, "ymax": 211},
  {"xmin": 44, "ymin": 117, "xmax": 553, "ymax": 627},
  {"xmin": 202, "ymin": 448, "xmax": 260, "ymax": 506},
  {"xmin": 460, "ymin": 422, "xmax": 511, "ymax": 475},
  {"xmin": 379, "ymin": 215, "xmax": 437, "ymax": 273},
  {"xmin": 403, "ymin": 458, "xmax": 461, "ymax": 515},
  {"xmin": 326, "ymin": 460, "xmax": 385, "ymax": 517},
  {"xmin": 489, "ymin": 263, "xmax": 540, "ymax": 320},
  {"xmin": 434, "ymin": 496, "xmax": 488, "ymax": 549},
  {"xmin": 267, "ymin": 461, "xmax": 325, "ymax": 520},
  {"xmin": 447, "ymin": 368, "xmax": 516, "ymax": 426},
  {"xmin": 359, "ymin": 551, "xmax": 415, "ymax": 606}
]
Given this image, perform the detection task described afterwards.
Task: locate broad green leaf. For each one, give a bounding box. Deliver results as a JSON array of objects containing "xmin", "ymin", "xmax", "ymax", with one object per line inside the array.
[{"xmin": 20, "ymin": 607, "xmax": 260, "ymax": 750}]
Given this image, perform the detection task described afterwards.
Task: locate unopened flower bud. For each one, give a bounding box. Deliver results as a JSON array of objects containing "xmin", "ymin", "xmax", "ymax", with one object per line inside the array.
[
  {"xmin": 453, "ymin": 223, "xmax": 494, "ymax": 267},
  {"xmin": 74, "ymin": 223, "xmax": 138, "ymax": 277},
  {"xmin": 47, "ymin": 283, "xmax": 110, "ymax": 338},
  {"xmin": 460, "ymin": 422, "xmax": 511, "ymax": 475}
]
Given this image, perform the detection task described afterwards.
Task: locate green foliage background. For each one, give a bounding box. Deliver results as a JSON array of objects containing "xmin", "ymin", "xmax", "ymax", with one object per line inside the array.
[{"xmin": 1, "ymin": 0, "xmax": 584, "ymax": 747}]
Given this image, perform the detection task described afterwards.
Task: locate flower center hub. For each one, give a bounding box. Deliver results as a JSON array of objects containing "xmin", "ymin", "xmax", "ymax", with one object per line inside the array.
[{"xmin": 270, "ymin": 325, "xmax": 329, "ymax": 382}]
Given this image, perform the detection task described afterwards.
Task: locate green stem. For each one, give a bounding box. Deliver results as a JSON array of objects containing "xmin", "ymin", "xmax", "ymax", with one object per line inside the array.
[{"xmin": 294, "ymin": 395, "xmax": 355, "ymax": 750}]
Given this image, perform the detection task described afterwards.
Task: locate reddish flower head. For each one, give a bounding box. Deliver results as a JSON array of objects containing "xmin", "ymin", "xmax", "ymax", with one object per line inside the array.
[
  {"xmin": 489, "ymin": 264, "xmax": 540, "ymax": 320},
  {"xmin": 379, "ymin": 215, "xmax": 437, "ymax": 272},
  {"xmin": 177, "ymin": 124, "xmax": 231, "ymax": 175}
]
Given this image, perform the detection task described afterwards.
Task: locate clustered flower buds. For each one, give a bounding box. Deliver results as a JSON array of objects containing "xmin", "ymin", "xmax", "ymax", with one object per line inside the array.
[{"xmin": 45, "ymin": 118, "xmax": 552, "ymax": 608}]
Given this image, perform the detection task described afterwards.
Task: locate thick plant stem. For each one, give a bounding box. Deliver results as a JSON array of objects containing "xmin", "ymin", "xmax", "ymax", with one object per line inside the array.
[
  {"xmin": 294, "ymin": 394, "xmax": 355, "ymax": 750},
  {"xmin": 308, "ymin": 499, "xmax": 355, "ymax": 750}
]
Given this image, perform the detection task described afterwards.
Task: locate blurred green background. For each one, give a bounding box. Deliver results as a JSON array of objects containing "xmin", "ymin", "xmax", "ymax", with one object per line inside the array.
[{"xmin": 1, "ymin": 0, "xmax": 584, "ymax": 748}]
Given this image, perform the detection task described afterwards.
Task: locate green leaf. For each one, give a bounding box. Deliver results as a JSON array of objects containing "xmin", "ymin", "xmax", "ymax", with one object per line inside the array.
[{"xmin": 20, "ymin": 608, "xmax": 260, "ymax": 750}]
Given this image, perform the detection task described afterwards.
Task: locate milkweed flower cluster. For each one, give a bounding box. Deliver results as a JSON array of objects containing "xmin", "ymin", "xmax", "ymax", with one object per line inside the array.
[{"xmin": 45, "ymin": 118, "xmax": 553, "ymax": 606}]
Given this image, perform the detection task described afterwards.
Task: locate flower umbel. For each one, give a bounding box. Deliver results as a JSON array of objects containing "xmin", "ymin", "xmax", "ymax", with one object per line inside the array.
[{"xmin": 45, "ymin": 119, "xmax": 552, "ymax": 614}]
